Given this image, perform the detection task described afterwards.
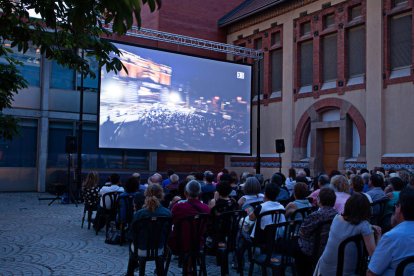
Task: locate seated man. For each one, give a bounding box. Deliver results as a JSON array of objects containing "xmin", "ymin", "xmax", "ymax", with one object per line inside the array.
[
  {"xmin": 99, "ymin": 173, "xmax": 124, "ymax": 209},
  {"xmin": 168, "ymin": 180, "xmax": 210, "ymax": 253},
  {"xmin": 367, "ymin": 187, "xmax": 414, "ymax": 276}
]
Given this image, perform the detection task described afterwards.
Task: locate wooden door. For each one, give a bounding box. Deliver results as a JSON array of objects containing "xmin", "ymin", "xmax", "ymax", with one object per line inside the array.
[{"xmin": 322, "ymin": 128, "xmax": 339, "ymax": 174}]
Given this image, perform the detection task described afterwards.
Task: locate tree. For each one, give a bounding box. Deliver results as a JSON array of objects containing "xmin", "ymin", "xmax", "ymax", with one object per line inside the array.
[{"xmin": 0, "ymin": 0, "xmax": 161, "ymax": 139}]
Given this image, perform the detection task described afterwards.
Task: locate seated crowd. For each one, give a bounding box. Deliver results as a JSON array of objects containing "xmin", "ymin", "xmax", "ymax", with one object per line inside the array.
[{"xmin": 80, "ymin": 167, "xmax": 414, "ymax": 275}]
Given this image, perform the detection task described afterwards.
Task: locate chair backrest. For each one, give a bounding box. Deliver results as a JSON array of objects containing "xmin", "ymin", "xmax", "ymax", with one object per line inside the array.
[
  {"xmin": 396, "ymin": 255, "xmax": 414, "ymax": 276},
  {"xmin": 370, "ymin": 197, "xmax": 389, "ymax": 225},
  {"xmin": 118, "ymin": 194, "xmax": 135, "ymax": 224},
  {"xmin": 171, "ymin": 213, "xmax": 210, "ymax": 255},
  {"xmin": 200, "ymin": 191, "xmax": 215, "ymax": 204},
  {"xmin": 336, "ymin": 234, "xmax": 368, "ymax": 276},
  {"xmin": 290, "ymin": 207, "xmax": 313, "ymax": 221},
  {"xmin": 102, "ymin": 191, "xmax": 120, "ymax": 211},
  {"xmin": 210, "ymin": 210, "xmax": 247, "ymax": 251},
  {"xmin": 312, "ymin": 219, "xmax": 334, "ymax": 259},
  {"xmin": 254, "ymin": 209, "xmax": 285, "ymax": 242},
  {"xmin": 130, "ymin": 216, "xmax": 172, "ymax": 258}
]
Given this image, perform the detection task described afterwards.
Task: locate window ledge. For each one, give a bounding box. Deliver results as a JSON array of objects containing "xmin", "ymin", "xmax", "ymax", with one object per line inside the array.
[
  {"xmin": 299, "ymin": 85, "xmax": 312, "ymax": 94},
  {"xmin": 321, "ymin": 81, "xmax": 336, "ymax": 90},
  {"xmin": 270, "ymin": 91, "xmax": 282, "ymax": 98},
  {"xmin": 390, "ymin": 67, "xmax": 411, "ymax": 79},
  {"xmin": 347, "ymin": 76, "xmax": 364, "ymax": 86}
]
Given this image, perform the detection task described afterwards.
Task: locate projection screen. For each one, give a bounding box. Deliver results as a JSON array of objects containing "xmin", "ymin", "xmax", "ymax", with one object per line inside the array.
[{"xmin": 99, "ymin": 41, "xmax": 252, "ymax": 154}]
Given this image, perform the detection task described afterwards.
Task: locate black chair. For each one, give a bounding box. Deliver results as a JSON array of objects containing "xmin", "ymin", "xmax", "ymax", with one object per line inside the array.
[
  {"xmin": 289, "ymin": 206, "xmax": 313, "ymax": 221},
  {"xmin": 165, "ymin": 213, "xmax": 210, "ymax": 276},
  {"xmin": 248, "ymin": 219, "xmax": 302, "ymax": 276},
  {"xmin": 336, "ymin": 234, "xmax": 368, "ymax": 276},
  {"xmin": 209, "ymin": 209, "xmax": 246, "ymax": 276},
  {"xmin": 396, "ymin": 255, "xmax": 414, "ymax": 276},
  {"xmin": 200, "ymin": 191, "xmax": 215, "ymax": 205},
  {"xmin": 95, "ymin": 191, "xmax": 120, "ymax": 235},
  {"xmin": 370, "ymin": 197, "xmax": 389, "ymax": 225},
  {"xmin": 244, "ymin": 209, "xmax": 285, "ymax": 276},
  {"xmin": 118, "ymin": 194, "xmax": 136, "ymax": 245},
  {"xmin": 311, "ymin": 219, "xmax": 334, "ymax": 268},
  {"xmin": 81, "ymin": 204, "xmax": 97, "ymax": 229},
  {"xmin": 127, "ymin": 216, "xmax": 172, "ymax": 276}
]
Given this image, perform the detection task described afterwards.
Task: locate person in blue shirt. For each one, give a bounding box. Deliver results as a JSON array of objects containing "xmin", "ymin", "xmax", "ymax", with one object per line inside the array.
[{"xmin": 368, "ymin": 187, "xmax": 414, "ymax": 276}]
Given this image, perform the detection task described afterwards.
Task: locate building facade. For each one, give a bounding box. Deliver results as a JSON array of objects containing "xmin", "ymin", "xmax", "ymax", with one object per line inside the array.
[
  {"xmin": 0, "ymin": 0, "xmax": 244, "ymax": 192},
  {"xmin": 222, "ymin": 0, "xmax": 414, "ymax": 177}
]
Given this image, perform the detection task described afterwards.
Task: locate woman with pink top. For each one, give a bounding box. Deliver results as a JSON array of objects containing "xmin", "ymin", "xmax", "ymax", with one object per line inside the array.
[{"xmin": 331, "ymin": 174, "xmax": 351, "ymax": 214}]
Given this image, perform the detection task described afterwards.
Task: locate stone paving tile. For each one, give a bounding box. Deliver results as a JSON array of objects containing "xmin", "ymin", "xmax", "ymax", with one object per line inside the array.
[{"xmin": 0, "ymin": 193, "xmax": 265, "ymax": 276}]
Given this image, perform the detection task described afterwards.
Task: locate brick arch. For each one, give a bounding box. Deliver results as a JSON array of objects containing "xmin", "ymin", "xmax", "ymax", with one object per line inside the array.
[{"xmin": 293, "ymin": 98, "xmax": 366, "ymax": 148}]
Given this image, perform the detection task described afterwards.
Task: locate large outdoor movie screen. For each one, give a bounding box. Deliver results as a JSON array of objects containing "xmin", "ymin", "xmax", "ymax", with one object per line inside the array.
[{"xmin": 99, "ymin": 42, "xmax": 252, "ymax": 154}]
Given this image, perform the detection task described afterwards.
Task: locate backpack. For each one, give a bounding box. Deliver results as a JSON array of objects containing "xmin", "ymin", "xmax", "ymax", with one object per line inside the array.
[{"xmin": 105, "ymin": 221, "xmax": 121, "ymax": 245}]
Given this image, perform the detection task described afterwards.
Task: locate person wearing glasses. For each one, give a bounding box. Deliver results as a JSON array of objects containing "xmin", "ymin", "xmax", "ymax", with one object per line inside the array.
[{"xmin": 367, "ymin": 187, "xmax": 414, "ymax": 276}]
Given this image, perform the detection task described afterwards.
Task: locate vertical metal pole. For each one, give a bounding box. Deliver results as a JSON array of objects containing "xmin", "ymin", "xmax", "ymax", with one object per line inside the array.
[
  {"xmin": 279, "ymin": 152, "xmax": 282, "ymax": 173},
  {"xmin": 76, "ymin": 50, "xmax": 85, "ymax": 204},
  {"xmin": 256, "ymin": 59, "xmax": 261, "ymax": 174}
]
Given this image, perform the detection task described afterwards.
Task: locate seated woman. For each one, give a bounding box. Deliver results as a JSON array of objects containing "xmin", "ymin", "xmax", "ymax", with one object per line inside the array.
[
  {"xmin": 209, "ymin": 181, "xmax": 239, "ymax": 213},
  {"xmin": 237, "ymin": 177, "xmax": 264, "ymax": 211},
  {"xmin": 118, "ymin": 177, "xmax": 139, "ymax": 224},
  {"xmin": 331, "ymin": 175, "xmax": 351, "ymax": 214},
  {"xmin": 315, "ymin": 193, "xmax": 382, "ymax": 275},
  {"xmin": 285, "ymin": 182, "xmax": 312, "ymax": 219},
  {"xmin": 128, "ymin": 184, "xmax": 172, "ymax": 245},
  {"xmin": 82, "ymin": 171, "xmax": 100, "ymax": 209}
]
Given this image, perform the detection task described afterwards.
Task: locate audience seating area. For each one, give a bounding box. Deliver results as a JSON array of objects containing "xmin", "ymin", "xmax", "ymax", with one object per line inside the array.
[{"xmin": 78, "ymin": 167, "xmax": 414, "ymax": 275}]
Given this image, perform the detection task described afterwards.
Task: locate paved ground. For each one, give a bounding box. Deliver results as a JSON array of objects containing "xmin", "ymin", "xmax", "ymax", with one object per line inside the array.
[{"xmin": 0, "ymin": 193, "xmax": 262, "ymax": 276}]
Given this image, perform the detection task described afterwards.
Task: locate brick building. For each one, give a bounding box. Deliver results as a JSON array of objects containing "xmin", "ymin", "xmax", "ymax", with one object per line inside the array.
[{"xmin": 221, "ymin": 0, "xmax": 414, "ymax": 176}]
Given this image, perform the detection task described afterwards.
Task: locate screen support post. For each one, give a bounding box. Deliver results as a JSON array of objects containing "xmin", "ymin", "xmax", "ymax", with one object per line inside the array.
[
  {"xmin": 255, "ymin": 59, "xmax": 261, "ymax": 175},
  {"xmin": 74, "ymin": 49, "xmax": 85, "ymax": 206}
]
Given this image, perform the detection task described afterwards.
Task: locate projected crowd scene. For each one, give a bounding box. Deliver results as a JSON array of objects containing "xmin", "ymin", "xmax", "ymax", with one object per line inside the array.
[{"xmin": 99, "ymin": 42, "xmax": 252, "ymax": 154}]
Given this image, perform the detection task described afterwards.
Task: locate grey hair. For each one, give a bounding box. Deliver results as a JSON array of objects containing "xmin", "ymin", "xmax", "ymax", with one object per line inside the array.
[
  {"xmin": 361, "ymin": 172, "xmax": 370, "ymax": 183},
  {"xmin": 243, "ymin": 176, "xmax": 261, "ymax": 195},
  {"xmin": 170, "ymin": 174, "xmax": 179, "ymax": 183},
  {"xmin": 185, "ymin": 180, "xmax": 202, "ymax": 198}
]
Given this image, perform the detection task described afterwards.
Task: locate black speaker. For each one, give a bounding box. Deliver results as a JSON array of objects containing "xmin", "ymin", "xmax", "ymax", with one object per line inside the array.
[
  {"xmin": 65, "ymin": 136, "xmax": 77, "ymax": 154},
  {"xmin": 275, "ymin": 139, "xmax": 285, "ymax": 154}
]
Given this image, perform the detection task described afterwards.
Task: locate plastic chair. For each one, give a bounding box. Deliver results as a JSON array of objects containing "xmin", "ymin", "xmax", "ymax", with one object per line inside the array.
[
  {"xmin": 209, "ymin": 209, "xmax": 246, "ymax": 276},
  {"xmin": 165, "ymin": 213, "xmax": 210, "ymax": 276},
  {"xmin": 95, "ymin": 191, "xmax": 120, "ymax": 235},
  {"xmin": 118, "ymin": 194, "xmax": 136, "ymax": 245},
  {"xmin": 396, "ymin": 255, "xmax": 414, "ymax": 276},
  {"xmin": 81, "ymin": 204, "xmax": 97, "ymax": 229},
  {"xmin": 244, "ymin": 209, "xmax": 285, "ymax": 276},
  {"xmin": 248, "ymin": 219, "xmax": 301, "ymax": 276},
  {"xmin": 336, "ymin": 234, "xmax": 368, "ymax": 276},
  {"xmin": 289, "ymin": 206, "xmax": 314, "ymax": 221},
  {"xmin": 370, "ymin": 197, "xmax": 389, "ymax": 225},
  {"xmin": 127, "ymin": 216, "xmax": 172, "ymax": 276}
]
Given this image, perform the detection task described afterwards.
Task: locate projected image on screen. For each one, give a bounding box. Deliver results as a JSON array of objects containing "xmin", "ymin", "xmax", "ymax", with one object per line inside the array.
[{"xmin": 99, "ymin": 42, "xmax": 252, "ymax": 154}]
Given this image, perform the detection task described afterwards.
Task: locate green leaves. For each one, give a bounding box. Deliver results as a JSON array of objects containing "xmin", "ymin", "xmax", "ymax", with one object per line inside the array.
[{"xmin": 0, "ymin": 0, "xmax": 162, "ymax": 140}]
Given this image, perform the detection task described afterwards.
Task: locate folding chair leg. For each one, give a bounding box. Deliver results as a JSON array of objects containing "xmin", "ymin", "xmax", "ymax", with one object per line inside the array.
[
  {"xmin": 248, "ymin": 261, "xmax": 255, "ymax": 276},
  {"xmin": 138, "ymin": 258, "xmax": 146, "ymax": 276},
  {"xmin": 261, "ymin": 265, "xmax": 267, "ymax": 276},
  {"xmin": 81, "ymin": 211, "xmax": 86, "ymax": 228},
  {"xmin": 87, "ymin": 210, "xmax": 93, "ymax": 230},
  {"xmin": 155, "ymin": 257, "xmax": 165, "ymax": 276},
  {"xmin": 126, "ymin": 254, "xmax": 138, "ymax": 276},
  {"xmin": 164, "ymin": 250, "xmax": 172, "ymax": 274}
]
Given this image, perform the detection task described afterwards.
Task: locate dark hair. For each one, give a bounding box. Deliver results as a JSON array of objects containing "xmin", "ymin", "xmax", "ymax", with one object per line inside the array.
[
  {"xmin": 399, "ymin": 187, "xmax": 414, "ymax": 220},
  {"xmin": 389, "ymin": 177, "xmax": 404, "ymax": 191},
  {"xmin": 370, "ymin": 174, "xmax": 384, "ymax": 188},
  {"xmin": 216, "ymin": 182, "xmax": 233, "ymax": 197},
  {"xmin": 275, "ymin": 172, "xmax": 286, "ymax": 183},
  {"xmin": 351, "ymin": 175, "xmax": 364, "ymax": 192},
  {"xmin": 222, "ymin": 168, "xmax": 229, "ymax": 174},
  {"xmin": 204, "ymin": 172, "xmax": 214, "ymax": 183},
  {"xmin": 343, "ymin": 193, "xmax": 371, "ymax": 224},
  {"xmin": 230, "ymin": 171, "xmax": 238, "ymax": 184},
  {"xmin": 195, "ymin": 172, "xmax": 204, "ymax": 181},
  {"xmin": 318, "ymin": 174, "xmax": 330, "ymax": 187},
  {"xmin": 167, "ymin": 169, "xmax": 175, "ymax": 177},
  {"xmin": 270, "ymin": 173, "xmax": 283, "ymax": 186},
  {"xmin": 220, "ymin": 173, "xmax": 232, "ymax": 185},
  {"xmin": 304, "ymin": 168, "xmax": 311, "ymax": 177},
  {"xmin": 288, "ymin": 168, "xmax": 296, "ymax": 179},
  {"xmin": 318, "ymin": 187, "xmax": 336, "ymax": 207},
  {"xmin": 110, "ymin": 173, "xmax": 120, "ymax": 185},
  {"xmin": 329, "ymin": 170, "xmax": 342, "ymax": 179},
  {"xmin": 264, "ymin": 182, "xmax": 280, "ymax": 201},
  {"xmin": 360, "ymin": 168, "xmax": 369, "ymax": 174},
  {"xmin": 125, "ymin": 177, "xmax": 138, "ymax": 193},
  {"xmin": 296, "ymin": 176, "xmax": 308, "ymax": 186},
  {"xmin": 294, "ymin": 182, "xmax": 309, "ymax": 199}
]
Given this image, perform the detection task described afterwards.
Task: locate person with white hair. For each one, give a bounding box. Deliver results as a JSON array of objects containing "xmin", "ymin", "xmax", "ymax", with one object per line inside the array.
[{"xmin": 148, "ymin": 173, "xmax": 163, "ymax": 186}]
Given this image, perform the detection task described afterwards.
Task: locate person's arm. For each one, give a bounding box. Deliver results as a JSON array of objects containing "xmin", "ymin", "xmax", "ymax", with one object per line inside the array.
[
  {"xmin": 237, "ymin": 196, "xmax": 246, "ymax": 207},
  {"xmin": 208, "ymin": 198, "xmax": 216, "ymax": 209},
  {"xmin": 362, "ymin": 233, "xmax": 377, "ymax": 256},
  {"xmin": 366, "ymin": 270, "xmax": 378, "ymax": 276}
]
